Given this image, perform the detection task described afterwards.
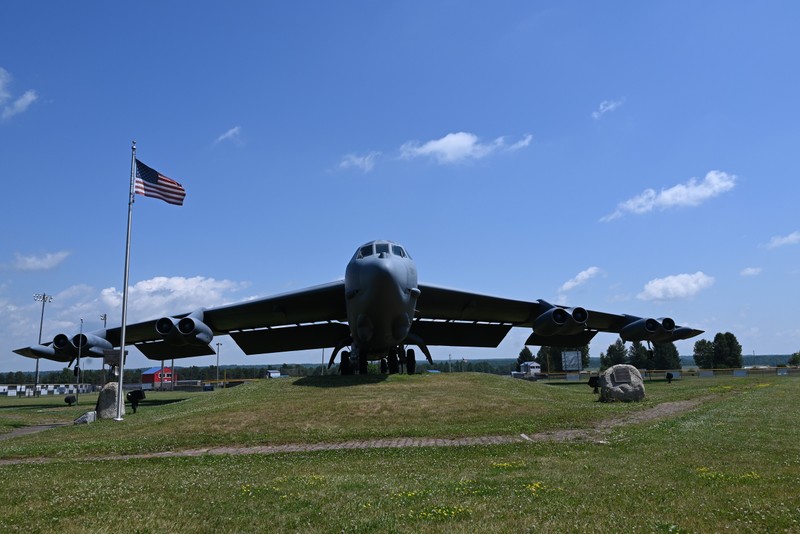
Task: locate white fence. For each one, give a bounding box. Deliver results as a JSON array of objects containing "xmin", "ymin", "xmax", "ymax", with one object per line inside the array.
[{"xmin": 0, "ymin": 384, "xmax": 93, "ymax": 397}]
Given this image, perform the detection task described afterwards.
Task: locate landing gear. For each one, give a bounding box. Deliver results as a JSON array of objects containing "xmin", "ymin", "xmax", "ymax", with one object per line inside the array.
[
  {"xmin": 339, "ymin": 351, "xmax": 353, "ymax": 375},
  {"xmin": 358, "ymin": 351, "xmax": 369, "ymax": 375},
  {"xmin": 388, "ymin": 349, "xmax": 400, "ymax": 374},
  {"xmin": 380, "ymin": 358, "xmax": 388, "ymax": 374},
  {"xmin": 406, "ymin": 348, "xmax": 416, "ymax": 375}
]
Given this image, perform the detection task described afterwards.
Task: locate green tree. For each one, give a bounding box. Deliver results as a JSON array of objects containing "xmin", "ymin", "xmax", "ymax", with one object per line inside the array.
[
  {"xmin": 652, "ymin": 342, "xmax": 681, "ymax": 370},
  {"xmin": 628, "ymin": 340, "xmax": 653, "ymax": 369},
  {"xmin": 600, "ymin": 338, "xmax": 627, "ymax": 370},
  {"xmin": 722, "ymin": 332, "xmax": 743, "ymax": 368},
  {"xmin": 577, "ymin": 345, "xmax": 590, "ymax": 369},
  {"xmin": 53, "ymin": 367, "xmax": 73, "ymax": 384},
  {"xmin": 712, "ymin": 332, "xmax": 743, "ymax": 368},
  {"xmin": 693, "ymin": 339, "xmax": 715, "ymax": 369},
  {"xmin": 516, "ymin": 346, "xmax": 534, "ymax": 372},
  {"xmin": 789, "ymin": 351, "xmax": 800, "ymax": 366}
]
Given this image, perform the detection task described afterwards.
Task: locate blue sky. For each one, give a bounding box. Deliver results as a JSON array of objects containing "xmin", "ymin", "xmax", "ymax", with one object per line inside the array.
[{"xmin": 2, "ymin": 1, "xmax": 799, "ymax": 373}]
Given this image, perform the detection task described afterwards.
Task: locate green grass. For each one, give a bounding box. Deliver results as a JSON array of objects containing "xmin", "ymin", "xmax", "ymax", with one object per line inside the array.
[
  {"xmin": 1, "ymin": 373, "xmax": 646, "ymax": 458},
  {"xmin": 1, "ymin": 374, "xmax": 799, "ymax": 532}
]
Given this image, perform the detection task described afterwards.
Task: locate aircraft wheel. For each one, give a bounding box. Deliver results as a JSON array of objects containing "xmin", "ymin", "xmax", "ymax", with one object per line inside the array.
[
  {"xmin": 406, "ymin": 348, "xmax": 416, "ymax": 375},
  {"xmin": 388, "ymin": 351, "xmax": 400, "ymax": 374},
  {"xmin": 359, "ymin": 353, "xmax": 369, "ymax": 374},
  {"xmin": 380, "ymin": 358, "xmax": 388, "ymax": 374},
  {"xmin": 340, "ymin": 351, "xmax": 353, "ymax": 375}
]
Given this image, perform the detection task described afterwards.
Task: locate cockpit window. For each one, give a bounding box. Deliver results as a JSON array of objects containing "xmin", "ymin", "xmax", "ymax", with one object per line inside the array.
[
  {"xmin": 375, "ymin": 242, "xmax": 390, "ymax": 255},
  {"xmin": 391, "ymin": 245, "xmax": 405, "ymax": 257},
  {"xmin": 359, "ymin": 244, "xmax": 374, "ymax": 258}
]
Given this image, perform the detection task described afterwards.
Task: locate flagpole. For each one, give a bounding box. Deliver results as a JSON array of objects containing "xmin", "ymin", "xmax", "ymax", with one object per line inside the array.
[{"xmin": 115, "ymin": 141, "xmax": 137, "ymax": 421}]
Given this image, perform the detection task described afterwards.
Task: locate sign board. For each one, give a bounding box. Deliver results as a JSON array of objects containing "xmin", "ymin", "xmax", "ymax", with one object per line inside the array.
[
  {"xmin": 612, "ymin": 366, "xmax": 632, "ymax": 383},
  {"xmin": 561, "ymin": 351, "xmax": 582, "ymax": 371},
  {"xmin": 102, "ymin": 349, "xmax": 128, "ymax": 367}
]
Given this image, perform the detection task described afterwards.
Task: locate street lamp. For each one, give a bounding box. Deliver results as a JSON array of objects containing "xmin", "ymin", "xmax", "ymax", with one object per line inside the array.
[
  {"xmin": 216, "ymin": 342, "xmax": 222, "ymax": 388},
  {"xmin": 33, "ymin": 292, "xmax": 53, "ymax": 396}
]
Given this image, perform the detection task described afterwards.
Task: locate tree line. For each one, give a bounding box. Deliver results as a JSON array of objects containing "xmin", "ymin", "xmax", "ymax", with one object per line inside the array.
[
  {"xmin": 515, "ymin": 331, "xmax": 751, "ymax": 372},
  {"xmin": 2, "ymin": 359, "xmax": 521, "ymax": 385}
]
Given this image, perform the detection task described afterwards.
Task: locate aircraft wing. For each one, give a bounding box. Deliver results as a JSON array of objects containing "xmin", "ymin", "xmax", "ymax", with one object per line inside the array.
[
  {"xmin": 14, "ymin": 281, "xmax": 348, "ymax": 363},
  {"xmin": 414, "ymin": 283, "xmax": 703, "ymax": 348}
]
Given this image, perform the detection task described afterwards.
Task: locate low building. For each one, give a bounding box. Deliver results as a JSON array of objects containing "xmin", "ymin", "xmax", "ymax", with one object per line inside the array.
[
  {"xmin": 520, "ymin": 361, "xmax": 542, "ymax": 378},
  {"xmin": 141, "ymin": 366, "xmax": 176, "ymax": 390}
]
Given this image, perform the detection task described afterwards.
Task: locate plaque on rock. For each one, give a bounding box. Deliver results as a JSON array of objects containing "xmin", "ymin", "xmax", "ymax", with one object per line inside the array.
[{"xmin": 612, "ymin": 366, "xmax": 632, "ymax": 383}]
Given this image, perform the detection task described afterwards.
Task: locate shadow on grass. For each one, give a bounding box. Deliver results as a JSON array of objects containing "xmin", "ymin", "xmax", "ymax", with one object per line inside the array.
[
  {"xmin": 542, "ymin": 381, "xmax": 591, "ymax": 387},
  {"xmin": 0, "ymin": 402, "xmax": 78, "ymax": 411},
  {"xmin": 138, "ymin": 398, "xmax": 187, "ymax": 407},
  {"xmin": 293, "ymin": 375, "xmax": 389, "ymax": 388}
]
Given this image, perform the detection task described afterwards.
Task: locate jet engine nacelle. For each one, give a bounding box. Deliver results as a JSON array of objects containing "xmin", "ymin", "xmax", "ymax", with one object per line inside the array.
[
  {"xmin": 532, "ymin": 305, "xmax": 588, "ymax": 336},
  {"xmin": 53, "ymin": 333, "xmax": 78, "ymax": 357},
  {"xmin": 156, "ymin": 310, "xmax": 213, "ymax": 345},
  {"xmin": 71, "ymin": 332, "xmax": 113, "ymax": 357},
  {"xmin": 620, "ymin": 317, "xmax": 675, "ymax": 342}
]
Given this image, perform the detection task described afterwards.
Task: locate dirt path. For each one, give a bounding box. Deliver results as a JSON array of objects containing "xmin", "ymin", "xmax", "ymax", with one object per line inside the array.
[
  {"xmin": 0, "ymin": 423, "xmax": 69, "ymax": 442},
  {"xmin": 0, "ymin": 399, "xmax": 704, "ymax": 466}
]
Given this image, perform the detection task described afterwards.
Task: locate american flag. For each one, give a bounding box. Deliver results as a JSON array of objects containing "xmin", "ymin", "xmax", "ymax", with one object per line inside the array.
[{"xmin": 134, "ymin": 159, "xmax": 186, "ymax": 206}]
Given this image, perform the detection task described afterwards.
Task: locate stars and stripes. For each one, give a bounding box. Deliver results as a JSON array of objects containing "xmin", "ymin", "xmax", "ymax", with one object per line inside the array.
[{"xmin": 134, "ymin": 159, "xmax": 186, "ymax": 206}]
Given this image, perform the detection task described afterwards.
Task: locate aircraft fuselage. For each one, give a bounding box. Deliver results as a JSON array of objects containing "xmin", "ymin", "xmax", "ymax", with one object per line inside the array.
[{"xmin": 344, "ymin": 241, "xmax": 419, "ymax": 358}]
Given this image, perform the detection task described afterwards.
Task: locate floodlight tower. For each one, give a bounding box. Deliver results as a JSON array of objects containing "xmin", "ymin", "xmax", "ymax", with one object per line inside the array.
[{"xmin": 33, "ymin": 292, "xmax": 53, "ymax": 396}]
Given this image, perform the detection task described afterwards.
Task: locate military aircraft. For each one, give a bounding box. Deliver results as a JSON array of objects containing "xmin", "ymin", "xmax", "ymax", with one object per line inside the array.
[{"xmin": 14, "ymin": 240, "xmax": 703, "ymax": 374}]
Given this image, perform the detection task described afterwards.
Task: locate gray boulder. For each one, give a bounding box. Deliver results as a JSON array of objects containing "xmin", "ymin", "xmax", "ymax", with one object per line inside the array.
[
  {"xmin": 598, "ymin": 364, "xmax": 645, "ymax": 402},
  {"xmin": 95, "ymin": 382, "xmax": 125, "ymax": 419}
]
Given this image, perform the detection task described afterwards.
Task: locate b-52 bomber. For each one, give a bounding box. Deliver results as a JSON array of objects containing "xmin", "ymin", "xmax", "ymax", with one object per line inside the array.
[{"xmin": 14, "ymin": 240, "xmax": 702, "ymax": 374}]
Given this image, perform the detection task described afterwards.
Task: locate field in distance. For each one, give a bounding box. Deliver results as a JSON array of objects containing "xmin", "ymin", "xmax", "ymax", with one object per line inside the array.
[{"xmin": 1, "ymin": 373, "xmax": 798, "ymax": 532}]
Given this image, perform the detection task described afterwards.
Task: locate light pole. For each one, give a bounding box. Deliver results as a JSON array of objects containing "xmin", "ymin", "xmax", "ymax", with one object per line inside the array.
[
  {"xmin": 75, "ymin": 318, "xmax": 83, "ymax": 403},
  {"xmin": 215, "ymin": 342, "xmax": 222, "ymax": 388},
  {"xmin": 33, "ymin": 292, "xmax": 53, "ymax": 397}
]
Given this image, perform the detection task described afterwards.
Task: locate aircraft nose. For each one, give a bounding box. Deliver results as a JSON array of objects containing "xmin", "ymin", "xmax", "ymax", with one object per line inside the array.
[{"xmin": 360, "ymin": 255, "xmax": 401, "ymax": 292}]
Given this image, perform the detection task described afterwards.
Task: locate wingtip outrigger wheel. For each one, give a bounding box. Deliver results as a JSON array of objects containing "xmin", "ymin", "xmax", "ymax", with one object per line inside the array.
[{"xmin": 327, "ymin": 337, "xmax": 353, "ymax": 369}]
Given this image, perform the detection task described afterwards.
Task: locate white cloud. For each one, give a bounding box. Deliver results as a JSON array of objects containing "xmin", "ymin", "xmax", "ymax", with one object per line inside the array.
[
  {"xmin": 740, "ymin": 267, "xmax": 762, "ymax": 276},
  {"xmin": 0, "ymin": 67, "xmax": 38, "ymax": 120},
  {"xmin": 0, "ymin": 276, "xmax": 251, "ymax": 363},
  {"xmin": 2, "ymin": 90, "xmax": 38, "ymax": 120},
  {"xmin": 13, "ymin": 251, "xmax": 71, "ymax": 271},
  {"xmin": 339, "ymin": 151, "xmax": 380, "ymax": 173},
  {"xmin": 765, "ymin": 230, "xmax": 800, "ymax": 249},
  {"xmin": 400, "ymin": 132, "xmax": 531, "ymax": 164},
  {"xmin": 601, "ymin": 170, "xmax": 737, "ymax": 221},
  {"xmin": 508, "ymin": 134, "xmax": 533, "ymax": 151},
  {"xmin": 592, "ymin": 98, "xmax": 624, "ymax": 119},
  {"xmin": 637, "ymin": 272, "xmax": 715, "ymax": 301},
  {"xmin": 559, "ymin": 266, "xmax": 601, "ymax": 293},
  {"xmin": 0, "ymin": 68, "xmax": 11, "ymax": 104},
  {"xmin": 214, "ymin": 126, "xmax": 241, "ymax": 144},
  {"xmin": 99, "ymin": 275, "xmax": 249, "ymax": 323}
]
